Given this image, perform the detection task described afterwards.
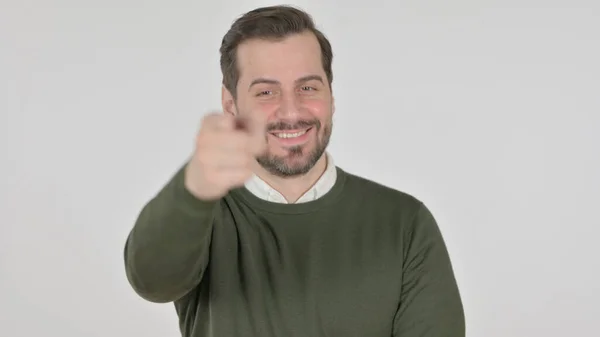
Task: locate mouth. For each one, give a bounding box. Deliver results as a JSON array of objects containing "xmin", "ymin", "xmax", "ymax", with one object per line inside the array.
[
  {"xmin": 271, "ymin": 127, "xmax": 312, "ymax": 138},
  {"xmin": 269, "ymin": 127, "xmax": 314, "ymax": 146}
]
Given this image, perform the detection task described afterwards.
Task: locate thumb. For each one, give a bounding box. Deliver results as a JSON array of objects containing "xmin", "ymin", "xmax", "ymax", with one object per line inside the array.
[{"xmin": 237, "ymin": 113, "xmax": 268, "ymax": 155}]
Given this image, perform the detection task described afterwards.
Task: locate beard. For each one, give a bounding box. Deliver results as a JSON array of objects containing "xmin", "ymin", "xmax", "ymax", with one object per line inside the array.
[{"xmin": 257, "ymin": 117, "xmax": 333, "ymax": 178}]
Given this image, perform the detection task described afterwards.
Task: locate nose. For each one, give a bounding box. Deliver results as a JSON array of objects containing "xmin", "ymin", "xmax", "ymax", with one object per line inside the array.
[{"xmin": 276, "ymin": 92, "xmax": 302, "ymax": 119}]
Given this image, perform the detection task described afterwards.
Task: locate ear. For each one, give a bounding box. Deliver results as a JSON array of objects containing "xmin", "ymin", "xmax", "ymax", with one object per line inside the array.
[
  {"xmin": 331, "ymin": 95, "xmax": 336, "ymax": 115},
  {"xmin": 221, "ymin": 85, "xmax": 237, "ymax": 116}
]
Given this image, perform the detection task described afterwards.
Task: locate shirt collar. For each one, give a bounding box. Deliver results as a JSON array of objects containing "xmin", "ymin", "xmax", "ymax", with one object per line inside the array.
[{"xmin": 244, "ymin": 152, "xmax": 337, "ymax": 204}]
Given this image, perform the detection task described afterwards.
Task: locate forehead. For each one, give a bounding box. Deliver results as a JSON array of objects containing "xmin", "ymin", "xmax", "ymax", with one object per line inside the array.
[{"xmin": 236, "ymin": 32, "xmax": 325, "ymax": 82}]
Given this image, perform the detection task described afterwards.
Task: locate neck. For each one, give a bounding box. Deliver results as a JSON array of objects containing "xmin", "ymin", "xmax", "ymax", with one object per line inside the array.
[{"xmin": 253, "ymin": 154, "xmax": 329, "ymax": 203}]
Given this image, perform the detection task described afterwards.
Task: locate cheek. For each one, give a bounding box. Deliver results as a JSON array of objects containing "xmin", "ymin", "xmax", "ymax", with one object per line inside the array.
[
  {"xmin": 242, "ymin": 100, "xmax": 278, "ymax": 120},
  {"xmin": 256, "ymin": 100, "xmax": 279, "ymax": 111},
  {"xmin": 302, "ymin": 99, "xmax": 332, "ymax": 119}
]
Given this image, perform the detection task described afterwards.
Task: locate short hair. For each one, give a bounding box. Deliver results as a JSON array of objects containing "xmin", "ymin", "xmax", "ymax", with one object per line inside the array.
[{"xmin": 219, "ymin": 5, "xmax": 333, "ymax": 98}]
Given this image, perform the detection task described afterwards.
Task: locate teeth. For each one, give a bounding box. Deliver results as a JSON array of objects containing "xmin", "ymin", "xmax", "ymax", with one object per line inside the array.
[{"xmin": 274, "ymin": 130, "xmax": 307, "ymax": 138}]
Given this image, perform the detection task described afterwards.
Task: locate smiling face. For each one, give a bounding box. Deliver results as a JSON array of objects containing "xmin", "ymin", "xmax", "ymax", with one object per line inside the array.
[{"xmin": 223, "ymin": 31, "xmax": 334, "ymax": 177}]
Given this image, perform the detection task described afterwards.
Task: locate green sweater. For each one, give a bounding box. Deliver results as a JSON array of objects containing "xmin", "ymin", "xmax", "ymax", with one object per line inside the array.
[{"xmin": 124, "ymin": 164, "xmax": 465, "ymax": 337}]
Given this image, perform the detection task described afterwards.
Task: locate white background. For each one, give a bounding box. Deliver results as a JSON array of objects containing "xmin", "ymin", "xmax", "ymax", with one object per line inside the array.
[{"xmin": 1, "ymin": 0, "xmax": 599, "ymax": 336}]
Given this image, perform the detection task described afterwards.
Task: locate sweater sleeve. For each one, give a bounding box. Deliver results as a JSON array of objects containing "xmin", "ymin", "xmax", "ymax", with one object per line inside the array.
[
  {"xmin": 392, "ymin": 202, "xmax": 465, "ymax": 336},
  {"xmin": 123, "ymin": 163, "xmax": 219, "ymax": 303}
]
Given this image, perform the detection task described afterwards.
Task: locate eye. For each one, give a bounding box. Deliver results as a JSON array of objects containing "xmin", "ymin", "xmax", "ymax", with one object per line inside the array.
[
  {"xmin": 301, "ymin": 86, "xmax": 316, "ymax": 91},
  {"xmin": 256, "ymin": 90, "xmax": 272, "ymax": 97}
]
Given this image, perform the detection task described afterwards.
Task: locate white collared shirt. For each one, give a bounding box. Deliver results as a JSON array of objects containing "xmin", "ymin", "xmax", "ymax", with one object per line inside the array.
[{"xmin": 244, "ymin": 153, "xmax": 337, "ymax": 204}]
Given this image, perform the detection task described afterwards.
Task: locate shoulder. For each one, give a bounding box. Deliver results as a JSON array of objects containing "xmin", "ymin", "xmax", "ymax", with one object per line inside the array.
[
  {"xmin": 337, "ymin": 167, "xmax": 424, "ymax": 215},
  {"xmin": 336, "ymin": 167, "xmax": 441, "ymax": 245}
]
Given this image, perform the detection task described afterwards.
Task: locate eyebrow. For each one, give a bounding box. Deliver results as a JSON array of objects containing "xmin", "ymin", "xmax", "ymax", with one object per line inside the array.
[{"xmin": 248, "ymin": 75, "xmax": 324, "ymax": 90}]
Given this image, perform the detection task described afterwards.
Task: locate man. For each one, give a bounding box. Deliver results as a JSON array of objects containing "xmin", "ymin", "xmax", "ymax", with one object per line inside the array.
[{"xmin": 124, "ymin": 5, "xmax": 465, "ymax": 337}]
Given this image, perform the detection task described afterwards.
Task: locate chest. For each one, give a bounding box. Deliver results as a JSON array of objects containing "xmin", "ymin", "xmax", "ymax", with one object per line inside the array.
[{"xmin": 206, "ymin": 213, "xmax": 403, "ymax": 336}]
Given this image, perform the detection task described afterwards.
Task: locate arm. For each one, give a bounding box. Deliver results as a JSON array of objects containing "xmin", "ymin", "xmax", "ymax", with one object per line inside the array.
[
  {"xmin": 393, "ymin": 202, "xmax": 465, "ymax": 336},
  {"xmin": 123, "ymin": 164, "xmax": 219, "ymax": 303}
]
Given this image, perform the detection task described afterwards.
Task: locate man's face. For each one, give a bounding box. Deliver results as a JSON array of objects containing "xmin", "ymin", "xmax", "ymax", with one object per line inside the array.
[{"xmin": 227, "ymin": 32, "xmax": 334, "ymax": 177}]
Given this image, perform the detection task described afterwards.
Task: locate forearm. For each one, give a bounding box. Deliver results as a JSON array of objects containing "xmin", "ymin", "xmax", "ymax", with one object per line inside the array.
[{"xmin": 124, "ymin": 165, "xmax": 219, "ymax": 303}]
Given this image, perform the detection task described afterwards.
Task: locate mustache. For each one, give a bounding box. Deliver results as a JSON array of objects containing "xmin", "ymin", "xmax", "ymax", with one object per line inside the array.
[{"xmin": 267, "ymin": 119, "xmax": 320, "ymax": 132}]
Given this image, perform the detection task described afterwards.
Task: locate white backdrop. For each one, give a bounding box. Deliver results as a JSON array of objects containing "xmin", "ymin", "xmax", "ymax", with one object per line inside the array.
[{"xmin": 1, "ymin": 0, "xmax": 599, "ymax": 336}]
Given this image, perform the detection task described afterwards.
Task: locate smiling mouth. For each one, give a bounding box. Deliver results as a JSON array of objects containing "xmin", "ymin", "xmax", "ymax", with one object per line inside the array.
[{"xmin": 271, "ymin": 127, "xmax": 313, "ymax": 139}]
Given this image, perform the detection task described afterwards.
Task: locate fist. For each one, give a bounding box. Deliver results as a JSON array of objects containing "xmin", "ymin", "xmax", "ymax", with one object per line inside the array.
[{"xmin": 184, "ymin": 112, "xmax": 267, "ymax": 201}]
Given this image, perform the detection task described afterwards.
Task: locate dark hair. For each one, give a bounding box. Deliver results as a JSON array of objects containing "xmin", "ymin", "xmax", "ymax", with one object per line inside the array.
[{"xmin": 219, "ymin": 5, "xmax": 333, "ymax": 98}]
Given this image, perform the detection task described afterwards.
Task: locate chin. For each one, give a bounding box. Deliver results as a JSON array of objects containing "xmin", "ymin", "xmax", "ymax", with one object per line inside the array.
[{"xmin": 257, "ymin": 144, "xmax": 325, "ymax": 178}]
